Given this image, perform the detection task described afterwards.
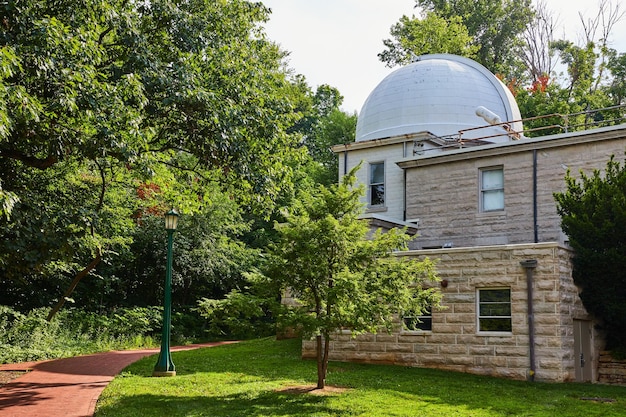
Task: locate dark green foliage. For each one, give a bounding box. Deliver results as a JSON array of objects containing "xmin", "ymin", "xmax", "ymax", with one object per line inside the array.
[
  {"xmin": 305, "ymin": 108, "xmax": 357, "ymax": 186},
  {"xmin": 554, "ymin": 155, "xmax": 626, "ymax": 349},
  {"xmin": 1, "ymin": 0, "xmax": 303, "ymax": 205},
  {"xmin": 607, "ymin": 50, "xmax": 626, "ymax": 107},
  {"xmin": 514, "ymin": 82, "xmax": 574, "ymax": 136},
  {"xmin": 0, "ymin": 0, "xmax": 310, "ymax": 315},
  {"xmin": 103, "ymin": 204, "xmax": 257, "ymax": 309},
  {"xmin": 0, "ymin": 158, "xmax": 134, "ymax": 310},
  {"xmin": 289, "ymin": 83, "xmax": 357, "ymax": 186}
]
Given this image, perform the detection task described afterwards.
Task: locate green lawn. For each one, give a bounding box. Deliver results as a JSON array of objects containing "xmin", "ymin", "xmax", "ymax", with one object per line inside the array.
[{"xmin": 95, "ymin": 338, "xmax": 626, "ymax": 416}]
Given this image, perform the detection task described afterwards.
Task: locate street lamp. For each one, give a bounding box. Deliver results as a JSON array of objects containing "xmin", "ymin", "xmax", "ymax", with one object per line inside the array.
[{"xmin": 153, "ymin": 209, "xmax": 179, "ymax": 377}]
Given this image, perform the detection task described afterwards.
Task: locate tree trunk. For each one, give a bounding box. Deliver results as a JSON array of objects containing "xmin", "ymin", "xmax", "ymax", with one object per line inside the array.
[
  {"xmin": 316, "ymin": 334, "xmax": 325, "ymax": 389},
  {"xmin": 47, "ymin": 252, "xmax": 102, "ymax": 321},
  {"xmin": 322, "ymin": 333, "xmax": 330, "ymax": 385}
]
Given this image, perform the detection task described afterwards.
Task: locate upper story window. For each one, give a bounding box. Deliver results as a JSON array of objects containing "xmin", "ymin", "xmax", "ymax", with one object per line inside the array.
[
  {"xmin": 369, "ymin": 162, "xmax": 385, "ymax": 206},
  {"xmin": 480, "ymin": 167, "xmax": 504, "ymax": 211},
  {"xmin": 477, "ymin": 288, "xmax": 511, "ymax": 333}
]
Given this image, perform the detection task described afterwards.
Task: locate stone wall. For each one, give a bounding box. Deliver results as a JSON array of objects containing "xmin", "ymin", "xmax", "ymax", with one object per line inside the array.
[
  {"xmin": 302, "ymin": 243, "xmax": 599, "ymax": 382},
  {"xmin": 598, "ymin": 352, "xmax": 626, "ymax": 385},
  {"xmin": 403, "ymin": 126, "xmax": 626, "ymax": 249}
]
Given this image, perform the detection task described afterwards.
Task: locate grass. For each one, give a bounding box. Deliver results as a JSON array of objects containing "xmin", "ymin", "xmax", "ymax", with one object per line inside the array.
[{"xmin": 95, "ymin": 337, "xmax": 626, "ymax": 416}]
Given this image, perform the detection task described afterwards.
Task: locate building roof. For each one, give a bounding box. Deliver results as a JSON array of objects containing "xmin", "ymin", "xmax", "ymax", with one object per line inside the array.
[{"xmin": 355, "ymin": 54, "xmax": 523, "ymax": 143}]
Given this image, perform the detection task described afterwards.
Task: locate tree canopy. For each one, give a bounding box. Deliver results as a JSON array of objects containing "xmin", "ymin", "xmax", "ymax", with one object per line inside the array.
[
  {"xmin": 379, "ymin": 0, "xmax": 534, "ymax": 77},
  {"xmin": 378, "ymin": 13, "xmax": 477, "ymax": 67},
  {"xmin": 379, "ymin": 0, "xmax": 626, "ymax": 135},
  {"xmin": 1, "ymin": 0, "xmax": 305, "ymax": 209},
  {"xmin": 0, "ymin": 0, "xmax": 317, "ymax": 315},
  {"xmin": 298, "ymin": 85, "xmax": 357, "ymax": 186},
  {"xmin": 554, "ymin": 156, "xmax": 626, "ymax": 350},
  {"xmin": 266, "ymin": 168, "xmax": 441, "ymax": 389}
]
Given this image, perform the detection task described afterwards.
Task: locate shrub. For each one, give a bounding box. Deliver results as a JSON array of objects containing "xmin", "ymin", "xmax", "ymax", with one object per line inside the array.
[
  {"xmin": 0, "ymin": 306, "xmax": 162, "ymax": 364},
  {"xmin": 196, "ymin": 290, "xmax": 275, "ymax": 340}
]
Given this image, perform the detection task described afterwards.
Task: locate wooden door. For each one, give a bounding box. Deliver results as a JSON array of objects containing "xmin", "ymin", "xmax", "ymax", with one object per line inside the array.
[{"xmin": 573, "ymin": 319, "xmax": 593, "ymax": 382}]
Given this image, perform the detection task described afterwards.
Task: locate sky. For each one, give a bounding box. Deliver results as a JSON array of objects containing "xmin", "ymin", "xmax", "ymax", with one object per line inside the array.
[{"xmin": 262, "ymin": 0, "xmax": 626, "ymax": 114}]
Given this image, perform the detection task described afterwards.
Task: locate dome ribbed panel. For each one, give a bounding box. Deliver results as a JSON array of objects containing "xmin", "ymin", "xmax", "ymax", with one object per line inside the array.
[{"xmin": 355, "ymin": 54, "xmax": 522, "ymax": 142}]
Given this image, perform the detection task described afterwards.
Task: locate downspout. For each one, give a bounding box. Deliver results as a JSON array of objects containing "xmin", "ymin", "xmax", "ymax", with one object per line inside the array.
[
  {"xmin": 520, "ymin": 259, "xmax": 538, "ymax": 381},
  {"xmin": 403, "ymin": 169, "xmax": 407, "ymax": 221},
  {"xmin": 533, "ymin": 150, "xmax": 538, "ymax": 243},
  {"xmin": 403, "ymin": 142, "xmax": 408, "ymax": 221},
  {"xmin": 343, "ymin": 148, "xmax": 348, "ymax": 176}
]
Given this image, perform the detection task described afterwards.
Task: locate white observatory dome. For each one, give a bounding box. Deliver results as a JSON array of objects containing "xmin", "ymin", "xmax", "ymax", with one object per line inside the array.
[{"xmin": 355, "ymin": 54, "xmax": 522, "ymax": 143}]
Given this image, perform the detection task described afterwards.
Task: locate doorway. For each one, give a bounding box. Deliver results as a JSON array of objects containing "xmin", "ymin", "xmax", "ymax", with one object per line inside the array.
[{"xmin": 573, "ymin": 319, "xmax": 593, "ymax": 382}]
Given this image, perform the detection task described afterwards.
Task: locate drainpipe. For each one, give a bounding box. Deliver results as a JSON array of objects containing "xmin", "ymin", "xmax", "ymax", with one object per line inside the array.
[
  {"xmin": 521, "ymin": 259, "xmax": 538, "ymax": 381},
  {"xmin": 343, "ymin": 148, "xmax": 348, "ymax": 176},
  {"xmin": 403, "ymin": 169, "xmax": 407, "ymax": 221},
  {"xmin": 532, "ymin": 150, "xmax": 538, "ymax": 243}
]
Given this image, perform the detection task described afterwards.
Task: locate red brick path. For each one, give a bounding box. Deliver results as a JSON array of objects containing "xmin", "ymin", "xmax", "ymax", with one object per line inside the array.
[{"xmin": 0, "ymin": 342, "xmax": 234, "ymax": 417}]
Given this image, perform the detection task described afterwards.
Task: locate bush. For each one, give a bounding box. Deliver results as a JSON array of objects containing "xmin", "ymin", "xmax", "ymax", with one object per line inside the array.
[
  {"xmin": 0, "ymin": 305, "xmax": 162, "ymax": 364},
  {"xmin": 554, "ymin": 156, "xmax": 626, "ymax": 349},
  {"xmin": 171, "ymin": 307, "xmax": 207, "ymax": 344},
  {"xmin": 196, "ymin": 290, "xmax": 276, "ymax": 340}
]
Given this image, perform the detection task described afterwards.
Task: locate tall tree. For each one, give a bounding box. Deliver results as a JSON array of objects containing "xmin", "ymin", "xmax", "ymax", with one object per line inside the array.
[
  {"xmin": 1, "ymin": 0, "xmax": 304, "ymax": 209},
  {"xmin": 379, "ymin": 12, "xmax": 477, "ymax": 67},
  {"xmin": 290, "ymin": 83, "xmax": 357, "ymax": 186},
  {"xmin": 520, "ymin": 0, "xmax": 557, "ymax": 83},
  {"xmin": 550, "ymin": 0, "xmax": 624, "ymax": 122},
  {"xmin": 607, "ymin": 50, "xmax": 626, "ymax": 107},
  {"xmin": 267, "ymin": 169, "xmax": 441, "ymax": 389},
  {"xmin": 414, "ymin": 0, "xmax": 534, "ymax": 77},
  {"xmin": 0, "ymin": 0, "xmax": 308, "ymax": 313},
  {"xmin": 306, "ymin": 108, "xmax": 357, "ymax": 186},
  {"xmin": 554, "ymin": 156, "xmax": 626, "ymax": 350}
]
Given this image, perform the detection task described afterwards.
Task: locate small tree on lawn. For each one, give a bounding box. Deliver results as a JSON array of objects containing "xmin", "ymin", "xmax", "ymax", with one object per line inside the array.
[
  {"xmin": 554, "ymin": 155, "xmax": 626, "ymax": 350},
  {"xmin": 267, "ymin": 169, "xmax": 441, "ymax": 389}
]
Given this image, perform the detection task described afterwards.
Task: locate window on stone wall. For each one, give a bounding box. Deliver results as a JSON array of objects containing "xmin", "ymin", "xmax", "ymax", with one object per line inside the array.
[
  {"xmin": 403, "ymin": 306, "xmax": 432, "ymax": 331},
  {"xmin": 477, "ymin": 288, "xmax": 511, "ymax": 332},
  {"xmin": 369, "ymin": 161, "xmax": 385, "ymax": 206},
  {"xmin": 480, "ymin": 167, "xmax": 504, "ymax": 211}
]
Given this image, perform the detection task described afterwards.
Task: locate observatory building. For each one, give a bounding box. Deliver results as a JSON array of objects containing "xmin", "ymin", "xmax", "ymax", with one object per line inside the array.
[{"xmin": 302, "ymin": 54, "xmax": 626, "ymax": 383}]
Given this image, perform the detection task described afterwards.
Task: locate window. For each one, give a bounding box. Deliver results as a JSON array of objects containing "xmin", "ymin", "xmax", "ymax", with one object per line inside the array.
[
  {"xmin": 480, "ymin": 167, "xmax": 504, "ymax": 211},
  {"xmin": 369, "ymin": 162, "xmax": 385, "ymax": 206},
  {"xmin": 403, "ymin": 306, "xmax": 432, "ymax": 331},
  {"xmin": 478, "ymin": 288, "xmax": 511, "ymax": 332}
]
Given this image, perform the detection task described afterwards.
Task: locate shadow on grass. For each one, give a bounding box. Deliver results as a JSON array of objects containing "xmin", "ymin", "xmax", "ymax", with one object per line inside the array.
[{"xmin": 95, "ymin": 389, "xmax": 340, "ymax": 417}]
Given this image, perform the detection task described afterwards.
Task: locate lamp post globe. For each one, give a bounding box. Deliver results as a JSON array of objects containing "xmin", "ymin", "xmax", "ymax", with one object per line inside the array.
[
  {"xmin": 164, "ymin": 209, "xmax": 179, "ymax": 231},
  {"xmin": 153, "ymin": 209, "xmax": 179, "ymax": 377}
]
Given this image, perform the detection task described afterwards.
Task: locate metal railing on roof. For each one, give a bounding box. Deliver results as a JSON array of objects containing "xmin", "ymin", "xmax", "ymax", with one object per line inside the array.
[{"xmin": 414, "ymin": 104, "xmax": 626, "ymax": 155}]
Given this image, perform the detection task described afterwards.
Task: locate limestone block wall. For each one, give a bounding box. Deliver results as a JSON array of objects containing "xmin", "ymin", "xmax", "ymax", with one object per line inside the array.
[
  {"xmin": 302, "ymin": 243, "xmax": 600, "ymax": 382},
  {"xmin": 598, "ymin": 352, "xmax": 626, "ymax": 385},
  {"xmin": 402, "ymin": 126, "xmax": 626, "ymax": 249}
]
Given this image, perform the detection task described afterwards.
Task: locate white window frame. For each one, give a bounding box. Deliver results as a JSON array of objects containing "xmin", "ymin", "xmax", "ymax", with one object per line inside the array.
[
  {"xmin": 477, "ymin": 288, "xmax": 512, "ymax": 333},
  {"xmin": 369, "ymin": 161, "xmax": 385, "ymax": 207},
  {"xmin": 479, "ymin": 167, "xmax": 504, "ymax": 212}
]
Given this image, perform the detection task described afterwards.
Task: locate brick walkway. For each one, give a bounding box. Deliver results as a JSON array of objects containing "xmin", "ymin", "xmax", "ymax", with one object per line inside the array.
[{"xmin": 0, "ymin": 342, "xmax": 234, "ymax": 417}]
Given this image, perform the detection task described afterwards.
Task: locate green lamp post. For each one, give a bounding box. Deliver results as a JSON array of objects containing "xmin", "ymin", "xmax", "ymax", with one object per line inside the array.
[{"xmin": 153, "ymin": 209, "xmax": 179, "ymax": 377}]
